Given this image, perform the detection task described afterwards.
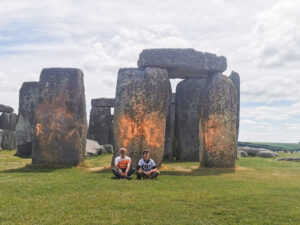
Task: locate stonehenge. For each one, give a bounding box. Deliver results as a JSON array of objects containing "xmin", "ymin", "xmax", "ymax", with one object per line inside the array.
[
  {"xmin": 32, "ymin": 68, "xmax": 87, "ymax": 166},
  {"xmin": 3, "ymin": 48, "xmax": 239, "ymax": 169},
  {"xmin": 15, "ymin": 82, "xmax": 39, "ymax": 157},
  {"xmin": 87, "ymin": 98, "xmax": 114, "ymax": 145},
  {"xmin": 112, "ymin": 67, "xmax": 170, "ymax": 166}
]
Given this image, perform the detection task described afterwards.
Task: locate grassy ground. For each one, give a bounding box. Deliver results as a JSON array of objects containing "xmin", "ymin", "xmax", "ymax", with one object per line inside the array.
[
  {"xmin": 0, "ymin": 150, "xmax": 300, "ymax": 225},
  {"xmin": 239, "ymin": 142, "xmax": 300, "ymax": 151}
]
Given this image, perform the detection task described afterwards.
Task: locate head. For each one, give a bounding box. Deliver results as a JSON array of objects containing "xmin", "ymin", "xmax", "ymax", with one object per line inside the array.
[
  {"xmin": 119, "ymin": 148, "xmax": 127, "ymax": 157},
  {"xmin": 142, "ymin": 151, "xmax": 150, "ymax": 161}
]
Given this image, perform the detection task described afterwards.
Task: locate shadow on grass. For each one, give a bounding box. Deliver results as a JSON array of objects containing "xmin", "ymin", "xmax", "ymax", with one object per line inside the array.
[
  {"xmin": 1, "ymin": 164, "xmax": 74, "ymax": 173},
  {"xmin": 92, "ymin": 167, "xmax": 235, "ymax": 177}
]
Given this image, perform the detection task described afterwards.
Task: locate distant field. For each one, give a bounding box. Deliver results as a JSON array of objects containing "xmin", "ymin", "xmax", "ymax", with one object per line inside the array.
[
  {"xmin": 1, "ymin": 150, "xmax": 300, "ymax": 225},
  {"xmin": 238, "ymin": 142, "xmax": 300, "ymax": 151}
]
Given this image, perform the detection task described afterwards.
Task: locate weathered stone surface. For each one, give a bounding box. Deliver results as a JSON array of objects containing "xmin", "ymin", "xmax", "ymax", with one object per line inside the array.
[
  {"xmin": 0, "ymin": 104, "xmax": 14, "ymax": 113},
  {"xmin": 87, "ymin": 106, "xmax": 112, "ymax": 145},
  {"xmin": 85, "ymin": 139, "xmax": 102, "ymax": 156},
  {"xmin": 276, "ymin": 157, "xmax": 300, "ymax": 162},
  {"xmin": 0, "ymin": 129, "xmax": 3, "ymax": 150},
  {"xmin": 138, "ymin": 49, "xmax": 227, "ymax": 79},
  {"xmin": 1, "ymin": 130, "xmax": 16, "ymax": 150},
  {"xmin": 239, "ymin": 147, "xmax": 278, "ymax": 157},
  {"xmin": 229, "ymin": 71, "xmax": 240, "ymax": 157},
  {"xmin": 0, "ymin": 112, "xmax": 17, "ymax": 131},
  {"xmin": 256, "ymin": 150, "xmax": 276, "ymax": 158},
  {"xmin": 15, "ymin": 82, "xmax": 39, "ymax": 157},
  {"xmin": 175, "ymin": 79, "xmax": 206, "ymax": 161},
  {"xmin": 239, "ymin": 150, "xmax": 248, "ymax": 157},
  {"xmin": 112, "ymin": 67, "xmax": 169, "ymax": 166},
  {"xmin": 199, "ymin": 73, "xmax": 237, "ymax": 168},
  {"xmin": 91, "ymin": 98, "xmax": 115, "ymax": 107},
  {"xmin": 32, "ymin": 68, "xmax": 87, "ymax": 166},
  {"xmin": 163, "ymin": 84, "xmax": 174, "ymax": 160}
]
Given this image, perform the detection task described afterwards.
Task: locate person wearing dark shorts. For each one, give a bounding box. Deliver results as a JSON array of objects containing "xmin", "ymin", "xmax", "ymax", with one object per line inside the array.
[
  {"xmin": 136, "ymin": 151, "xmax": 160, "ymax": 179},
  {"xmin": 112, "ymin": 148, "xmax": 134, "ymax": 180}
]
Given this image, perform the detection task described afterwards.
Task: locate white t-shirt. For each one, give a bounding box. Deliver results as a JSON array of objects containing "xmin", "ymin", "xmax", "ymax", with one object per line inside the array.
[
  {"xmin": 137, "ymin": 159, "xmax": 156, "ymax": 172},
  {"xmin": 115, "ymin": 156, "xmax": 131, "ymax": 169}
]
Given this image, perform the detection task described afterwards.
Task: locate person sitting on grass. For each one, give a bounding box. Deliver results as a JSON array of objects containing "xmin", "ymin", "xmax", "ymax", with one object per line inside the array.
[
  {"xmin": 112, "ymin": 148, "xmax": 134, "ymax": 180},
  {"xmin": 136, "ymin": 151, "xmax": 160, "ymax": 179}
]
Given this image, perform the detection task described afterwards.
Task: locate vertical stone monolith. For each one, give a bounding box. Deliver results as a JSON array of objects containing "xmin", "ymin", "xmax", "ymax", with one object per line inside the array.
[
  {"xmin": 113, "ymin": 67, "xmax": 169, "ymax": 166},
  {"xmin": 199, "ymin": 73, "xmax": 237, "ymax": 167},
  {"xmin": 15, "ymin": 82, "xmax": 39, "ymax": 157},
  {"xmin": 229, "ymin": 71, "xmax": 240, "ymax": 157},
  {"xmin": 175, "ymin": 79, "xmax": 206, "ymax": 161},
  {"xmin": 0, "ymin": 112, "xmax": 17, "ymax": 150},
  {"xmin": 32, "ymin": 68, "xmax": 87, "ymax": 166}
]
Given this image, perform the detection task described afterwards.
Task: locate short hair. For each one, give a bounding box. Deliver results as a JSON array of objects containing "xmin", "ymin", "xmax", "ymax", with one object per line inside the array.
[
  {"xmin": 119, "ymin": 148, "xmax": 127, "ymax": 153},
  {"xmin": 142, "ymin": 150, "xmax": 149, "ymax": 155}
]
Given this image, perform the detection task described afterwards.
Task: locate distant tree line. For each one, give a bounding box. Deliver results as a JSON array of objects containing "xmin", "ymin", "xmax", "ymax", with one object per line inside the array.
[{"xmin": 238, "ymin": 142, "xmax": 300, "ymax": 151}]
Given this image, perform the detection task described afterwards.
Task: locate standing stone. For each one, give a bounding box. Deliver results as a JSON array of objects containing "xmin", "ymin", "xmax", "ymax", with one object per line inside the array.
[
  {"xmin": 15, "ymin": 82, "xmax": 39, "ymax": 157},
  {"xmin": 87, "ymin": 105, "xmax": 112, "ymax": 145},
  {"xmin": 0, "ymin": 112, "xmax": 17, "ymax": 150},
  {"xmin": 113, "ymin": 67, "xmax": 169, "ymax": 166},
  {"xmin": 138, "ymin": 49, "xmax": 227, "ymax": 79},
  {"xmin": 32, "ymin": 68, "xmax": 87, "ymax": 166},
  {"xmin": 175, "ymin": 79, "xmax": 206, "ymax": 161},
  {"xmin": 229, "ymin": 71, "xmax": 240, "ymax": 157},
  {"xmin": 199, "ymin": 73, "xmax": 237, "ymax": 168},
  {"xmin": 0, "ymin": 104, "xmax": 14, "ymax": 113},
  {"xmin": 1, "ymin": 130, "xmax": 16, "ymax": 150},
  {"xmin": 163, "ymin": 85, "xmax": 174, "ymax": 160},
  {"xmin": 0, "ymin": 129, "xmax": 3, "ymax": 150},
  {"xmin": 0, "ymin": 112, "xmax": 17, "ymax": 131}
]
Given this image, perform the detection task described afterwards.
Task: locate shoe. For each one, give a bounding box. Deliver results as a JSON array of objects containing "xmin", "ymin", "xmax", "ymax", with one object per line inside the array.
[{"xmin": 126, "ymin": 176, "xmax": 132, "ymax": 180}]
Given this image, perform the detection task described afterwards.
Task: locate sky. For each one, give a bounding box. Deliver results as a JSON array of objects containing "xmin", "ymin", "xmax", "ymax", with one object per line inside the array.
[{"xmin": 0, "ymin": 0, "xmax": 299, "ymax": 143}]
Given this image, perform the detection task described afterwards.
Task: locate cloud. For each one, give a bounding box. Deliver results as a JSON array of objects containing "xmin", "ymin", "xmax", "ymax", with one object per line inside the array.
[{"xmin": 0, "ymin": 0, "xmax": 299, "ymax": 142}]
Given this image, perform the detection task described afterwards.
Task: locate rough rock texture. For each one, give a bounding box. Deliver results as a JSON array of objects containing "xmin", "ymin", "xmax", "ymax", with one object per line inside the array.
[
  {"xmin": 32, "ymin": 68, "xmax": 87, "ymax": 166},
  {"xmin": 229, "ymin": 71, "xmax": 240, "ymax": 157},
  {"xmin": 256, "ymin": 150, "xmax": 276, "ymax": 158},
  {"xmin": 1, "ymin": 130, "xmax": 16, "ymax": 150},
  {"xmin": 175, "ymin": 79, "xmax": 206, "ymax": 161},
  {"xmin": 91, "ymin": 98, "xmax": 115, "ymax": 107},
  {"xmin": 113, "ymin": 67, "xmax": 169, "ymax": 167},
  {"xmin": 199, "ymin": 73, "xmax": 238, "ymax": 168},
  {"xmin": 239, "ymin": 147, "xmax": 269, "ymax": 156},
  {"xmin": 276, "ymin": 157, "xmax": 300, "ymax": 162},
  {"xmin": 85, "ymin": 139, "xmax": 102, "ymax": 156},
  {"xmin": 138, "ymin": 49, "xmax": 227, "ymax": 79},
  {"xmin": 87, "ymin": 105, "xmax": 112, "ymax": 145},
  {"xmin": 163, "ymin": 83, "xmax": 175, "ymax": 160},
  {"xmin": 0, "ymin": 129, "xmax": 3, "ymax": 150},
  {"xmin": 239, "ymin": 150, "xmax": 248, "ymax": 157},
  {"xmin": 0, "ymin": 112, "xmax": 17, "ymax": 131},
  {"xmin": 15, "ymin": 82, "xmax": 39, "ymax": 157},
  {"xmin": 0, "ymin": 104, "xmax": 14, "ymax": 113},
  {"xmin": 239, "ymin": 147, "xmax": 278, "ymax": 157}
]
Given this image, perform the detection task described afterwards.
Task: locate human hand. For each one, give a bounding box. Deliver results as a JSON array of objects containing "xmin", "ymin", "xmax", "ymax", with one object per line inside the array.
[{"xmin": 124, "ymin": 172, "xmax": 128, "ymax": 176}]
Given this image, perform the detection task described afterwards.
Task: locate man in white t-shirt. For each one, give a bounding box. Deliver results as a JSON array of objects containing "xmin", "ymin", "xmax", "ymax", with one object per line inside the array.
[
  {"xmin": 136, "ymin": 151, "xmax": 160, "ymax": 179},
  {"xmin": 112, "ymin": 148, "xmax": 134, "ymax": 180}
]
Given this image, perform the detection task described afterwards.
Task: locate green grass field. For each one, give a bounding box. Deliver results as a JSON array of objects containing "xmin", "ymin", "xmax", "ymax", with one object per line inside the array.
[
  {"xmin": 238, "ymin": 142, "xmax": 300, "ymax": 151},
  {"xmin": 1, "ymin": 150, "xmax": 300, "ymax": 225}
]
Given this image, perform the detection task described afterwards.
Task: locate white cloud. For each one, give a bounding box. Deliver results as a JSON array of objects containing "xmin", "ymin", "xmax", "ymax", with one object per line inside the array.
[{"xmin": 0, "ymin": 0, "xmax": 299, "ymax": 142}]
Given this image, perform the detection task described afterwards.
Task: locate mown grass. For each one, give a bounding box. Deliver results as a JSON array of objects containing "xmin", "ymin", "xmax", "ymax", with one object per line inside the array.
[{"xmin": 0, "ymin": 150, "xmax": 300, "ymax": 225}]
